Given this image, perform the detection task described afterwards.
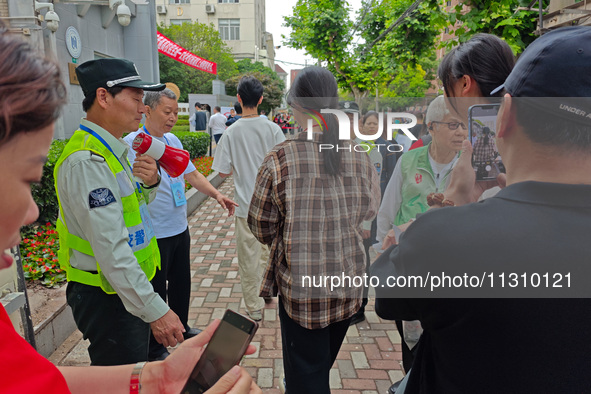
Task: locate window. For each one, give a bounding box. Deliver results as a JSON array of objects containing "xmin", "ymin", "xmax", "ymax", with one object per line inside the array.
[
  {"xmin": 444, "ymin": 27, "xmax": 449, "ymax": 34},
  {"xmin": 446, "ymin": 1, "xmax": 451, "ymax": 5},
  {"xmin": 218, "ymin": 0, "xmax": 239, "ymax": 3},
  {"xmin": 170, "ymin": 0, "xmax": 190, "ymax": 4},
  {"xmin": 219, "ymin": 19, "xmax": 240, "ymax": 40},
  {"xmin": 170, "ymin": 19, "xmax": 191, "ymax": 25}
]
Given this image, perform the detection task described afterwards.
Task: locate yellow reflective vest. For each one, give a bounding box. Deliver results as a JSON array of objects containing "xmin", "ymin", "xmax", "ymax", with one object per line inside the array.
[{"xmin": 53, "ymin": 129, "xmax": 160, "ymax": 294}]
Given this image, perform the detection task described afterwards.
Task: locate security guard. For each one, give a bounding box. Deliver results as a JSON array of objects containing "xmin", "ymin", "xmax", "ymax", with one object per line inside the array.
[{"xmin": 54, "ymin": 59, "xmax": 185, "ymax": 365}]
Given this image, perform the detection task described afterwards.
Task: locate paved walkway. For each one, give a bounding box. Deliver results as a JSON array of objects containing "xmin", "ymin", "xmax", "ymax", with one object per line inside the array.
[{"xmin": 52, "ymin": 178, "xmax": 404, "ymax": 393}]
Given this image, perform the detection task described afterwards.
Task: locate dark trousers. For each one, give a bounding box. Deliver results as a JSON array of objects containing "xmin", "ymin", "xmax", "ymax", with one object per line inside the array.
[
  {"xmin": 278, "ymin": 298, "xmax": 351, "ymax": 394},
  {"xmin": 214, "ymin": 133, "xmax": 223, "ymax": 143},
  {"xmin": 149, "ymin": 227, "xmax": 191, "ymax": 358},
  {"xmin": 67, "ymin": 281, "xmax": 149, "ymax": 365}
]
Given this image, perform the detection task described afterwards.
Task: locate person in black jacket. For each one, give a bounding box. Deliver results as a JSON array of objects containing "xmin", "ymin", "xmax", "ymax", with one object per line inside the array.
[
  {"xmin": 373, "ymin": 26, "xmax": 591, "ymax": 393},
  {"xmin": 225, "ymin": 101, "xmax": 242, "ymax": 127}
]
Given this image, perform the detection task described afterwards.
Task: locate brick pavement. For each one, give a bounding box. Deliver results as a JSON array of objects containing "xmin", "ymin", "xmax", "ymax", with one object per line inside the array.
[{"xmin": 56, "ymin": 177, "xmax": 404, "ymax": 393}]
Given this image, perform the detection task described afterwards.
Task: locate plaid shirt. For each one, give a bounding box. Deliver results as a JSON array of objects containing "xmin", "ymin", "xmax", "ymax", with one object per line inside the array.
[
  {"xmin": 248, "ymin": 132, "xmax": 380, "ymax": 329},
  {"xmin": 473, "ymin": 136, "xmax": 497, "ymax": 164}
]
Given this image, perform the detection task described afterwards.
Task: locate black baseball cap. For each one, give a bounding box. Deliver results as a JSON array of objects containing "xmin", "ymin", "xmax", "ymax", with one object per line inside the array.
[
  {"xmin": 338, "ymin": 101, "xmax": 360, "ymax": 113},
  {"xmin": 490, "ymin": 26, "xmax": 591, "ymax": 125},
  {"xmin": 75, "ymin": 58, "xmax": 165, "ymax": 97}
]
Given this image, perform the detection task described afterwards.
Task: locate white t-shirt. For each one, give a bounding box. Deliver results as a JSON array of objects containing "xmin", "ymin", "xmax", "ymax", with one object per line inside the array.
[
  {"xmin": 212, "ymin": 116, "xmax": 285, "ymax": 218},
  {"xmin": 124, "ymin": 129, "xmax": 197, "ymax": 238},
  {"xmin": 209, "ymin": 112, "xmax": 227, "ymax": 136}
]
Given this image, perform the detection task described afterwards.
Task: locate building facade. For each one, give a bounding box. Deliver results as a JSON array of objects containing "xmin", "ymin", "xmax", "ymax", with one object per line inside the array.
[
  {"xmin": 0, "ymin": 0, "xmax": 161, "ymax": 140},
  {"xmin": 156, "ymin": 0, "xmax": 275, "ymax": 69}
]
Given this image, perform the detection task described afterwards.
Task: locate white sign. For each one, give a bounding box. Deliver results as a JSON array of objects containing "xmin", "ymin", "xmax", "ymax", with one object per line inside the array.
[{"xmin": 65, "ymin": 26, "xmax": 82, "ymax": 59}]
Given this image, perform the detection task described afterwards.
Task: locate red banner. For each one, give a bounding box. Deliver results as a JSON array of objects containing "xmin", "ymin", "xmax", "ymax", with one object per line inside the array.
[{"xmin": 157, "ymin": 31, "xmax": 217, "ymax": 75}]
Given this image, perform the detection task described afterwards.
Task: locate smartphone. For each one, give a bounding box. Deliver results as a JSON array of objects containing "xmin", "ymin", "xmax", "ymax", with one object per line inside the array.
[
  {"xmin": 180, "ymin": 310, "xmax": 258, "ymax": 394},
  {"xmin": 468, "ymin": 104, "xmax": 504, "ymax": 181}
]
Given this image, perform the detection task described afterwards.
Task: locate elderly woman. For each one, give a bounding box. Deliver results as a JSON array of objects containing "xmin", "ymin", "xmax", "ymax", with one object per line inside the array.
[
  {"xmin": 376, "ymin": 95, "xmax": 468, "ymax": 250},
  {"xmin": 375, "ymin": 95, "xmax": 467, "ymax": 380}
]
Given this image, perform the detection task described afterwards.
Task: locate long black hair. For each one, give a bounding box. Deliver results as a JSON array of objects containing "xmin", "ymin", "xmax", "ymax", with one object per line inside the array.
[
  {"xmin": 287, "ymin": 66, "xmax": 341, "ymax": 175},
  {"xmin": 438, "ymin": 33, "xmax": 515, "ymax": 98}
]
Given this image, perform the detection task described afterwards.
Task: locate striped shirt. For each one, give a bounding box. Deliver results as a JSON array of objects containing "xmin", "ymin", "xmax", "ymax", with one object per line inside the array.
[{"xmin": 248, "ymin": 132, "xmax": 380, "ymax": 329}]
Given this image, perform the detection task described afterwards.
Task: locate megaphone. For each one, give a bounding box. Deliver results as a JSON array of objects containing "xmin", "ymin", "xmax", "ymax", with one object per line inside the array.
[{"xmin": 132, "ymin": 132, "xmax": 190, "ymax": 178}]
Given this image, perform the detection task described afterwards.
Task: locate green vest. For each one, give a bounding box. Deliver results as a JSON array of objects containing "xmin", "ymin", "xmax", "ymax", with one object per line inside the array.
[
  {"xmin": 394, "ymin": 143, "xmax": 453, "ymax": 225},
  {"xmin": 53, "ymin": 129, "xmax": 160, "ymax": 294}
]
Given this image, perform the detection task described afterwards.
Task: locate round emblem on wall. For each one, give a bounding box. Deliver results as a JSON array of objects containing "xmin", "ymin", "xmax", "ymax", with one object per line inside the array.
[{"xmin": 65, "ymin": 26, "xmax": 82, "ymax": 59}]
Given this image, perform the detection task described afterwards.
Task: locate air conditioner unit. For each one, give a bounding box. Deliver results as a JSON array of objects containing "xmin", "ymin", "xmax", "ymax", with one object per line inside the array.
[
  {"xmin": 156, "ymin": 5, "xmax": 167, "ymax": 14},
  {"xmin": 205, "ymin": 4, "xmax": 215, "ymax": 14}
]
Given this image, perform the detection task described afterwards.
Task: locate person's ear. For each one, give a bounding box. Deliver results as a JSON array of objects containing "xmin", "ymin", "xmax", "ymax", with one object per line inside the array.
[
  {"xmin": 144, "ymin": 105, "xmax": 151, "ymax": 116},
  {"xmin": 258, "ymin": 96, "xmax": 263, "ymax": 105},
  {"xmin": 236, "ymin": 94, "xmax": 242, "ymax": 104},
  {"xmin": 95, "ymin": 88, "xmax": 110, "ymax": 109},
  {"xmin": 461, "ymin": 75, "xmax": 480, "ymax": 97},
  {"xmin": 496, "ymin": 94, "xmax": 516, "ymax": 139}
]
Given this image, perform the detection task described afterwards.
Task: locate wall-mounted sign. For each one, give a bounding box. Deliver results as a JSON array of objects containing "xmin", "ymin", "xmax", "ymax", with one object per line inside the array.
[
  {"xmin": 68, "ymin": 63, "xmax": 79, "ymax": 85},
  {"xmin": 65, "ymin": 26, "xmax": 82, "ymax": 59},
  {"xmin": 177, "ymin": 7, "xmax": 184, "ymax": 16}
]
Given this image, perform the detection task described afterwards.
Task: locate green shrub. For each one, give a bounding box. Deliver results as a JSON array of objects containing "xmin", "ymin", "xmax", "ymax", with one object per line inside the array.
[
  {"xmin": 171, "ymin": 125, "xmax": 190, "ymax": 132},
  {"xmin": 176, "ymin": 119, "xmax": 189, "ymax": 126},
  {"xmin": 173, "ymin": 131, "xmax": 210, "ymax": 158},
  {"xmin": 178, "ymin": 114, "xmax": 189, "ymax": 121},
  {"xmin": 31, "ymin": 139, "xmax": 68, "ymax": 225}
]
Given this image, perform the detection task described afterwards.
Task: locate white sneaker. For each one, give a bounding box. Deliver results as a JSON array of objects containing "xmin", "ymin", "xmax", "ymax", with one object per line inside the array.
[{"xmin": 246, "ymin": 309, "xmax": 262, "ymax": 321}]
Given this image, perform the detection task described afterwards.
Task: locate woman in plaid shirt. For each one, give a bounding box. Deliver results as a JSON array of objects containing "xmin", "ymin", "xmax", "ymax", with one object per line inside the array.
[{"xmin": 248, "ymin": 67, "xmax": 380, "ymax": 394}]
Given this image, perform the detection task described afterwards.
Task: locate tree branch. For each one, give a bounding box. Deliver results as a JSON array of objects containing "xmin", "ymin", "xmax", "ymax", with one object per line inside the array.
[{"xmin": 361, "ymin": 0, "xmax": 425, "ymax": 57}]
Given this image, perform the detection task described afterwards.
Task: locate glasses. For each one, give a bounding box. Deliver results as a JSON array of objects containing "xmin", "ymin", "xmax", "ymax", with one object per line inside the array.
[{"xmin": 431, "ymin": 121, "xmax": 467, "ymax": 130}]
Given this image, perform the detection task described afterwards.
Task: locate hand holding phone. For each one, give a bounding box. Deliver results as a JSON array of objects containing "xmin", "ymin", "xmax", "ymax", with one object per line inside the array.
[{"xmin": 180, "ymin": 310, "xmax": 259, "ymax": 394}]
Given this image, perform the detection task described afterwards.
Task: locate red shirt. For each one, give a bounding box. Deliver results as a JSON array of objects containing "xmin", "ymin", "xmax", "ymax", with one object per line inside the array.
[{"xmin": 0, "ymin": 304, "xmax": 70, "ymax": 393}]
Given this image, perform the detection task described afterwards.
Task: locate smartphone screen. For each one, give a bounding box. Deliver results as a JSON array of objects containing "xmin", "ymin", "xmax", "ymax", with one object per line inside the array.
[
  {"xmin": 468, "ymin": 104, "xmax": 504, "ymax": 181},
  {"xmin": 181, "ymin": 310, "xmax": 258, "ymax": 394}
]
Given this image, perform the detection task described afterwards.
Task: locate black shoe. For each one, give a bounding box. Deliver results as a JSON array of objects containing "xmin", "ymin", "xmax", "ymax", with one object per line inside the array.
[
  {"xmin": 183, "ymin": 327, "xmax": 203, "ymax": 340},
  {"xmin": 349, "ymin": 311, "xmax": 366, "ymax": 326},
  {"xmin": 148, "ymin": 350, "xmax": 170, "ymax": 361}
]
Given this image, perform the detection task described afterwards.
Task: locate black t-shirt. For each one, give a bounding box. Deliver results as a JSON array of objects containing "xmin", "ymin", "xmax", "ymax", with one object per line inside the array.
[{"xmin": 373, "ymin": 181, "xmax": 591, "ymax": 392}]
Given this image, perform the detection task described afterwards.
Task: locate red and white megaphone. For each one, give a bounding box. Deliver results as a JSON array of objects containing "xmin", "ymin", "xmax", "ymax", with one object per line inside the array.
[{"xmin": 132, "ymin": 132, "xmax": 190, "ymax": 178}]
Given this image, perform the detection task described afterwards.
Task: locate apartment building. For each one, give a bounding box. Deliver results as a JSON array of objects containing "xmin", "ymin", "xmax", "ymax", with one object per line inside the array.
[{"xmin": 156, "ymin": 0, "xmax": 275, "ymax": 69}]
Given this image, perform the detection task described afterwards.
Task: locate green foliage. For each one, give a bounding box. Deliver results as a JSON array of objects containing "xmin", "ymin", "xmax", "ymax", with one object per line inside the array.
[
  {"xmin": 158, "ymin": 22, "xmax": 237, "ymax": 101},
  {"xmin": 284, "ymin": 0, "xmax": 444, "ymax": 103},
  {"xmin": 21, "ymin": 223, "xmax": 65, "ymax": 288},
  {"xmin": 283, "ymin": 0, "xmax": 551, "ymax": 103},
  {"xmin": 30, "ymin": 139, "xmax": 68, "ymax": 225},
  {"xmin": 173, "ymin": 131, "xmax": 211, "ymax": 158},
  {"xmin": 441, "ymin": 0, "xmax": 551, "ymax": 54},
  {"xmin": 171, "ymin": 124, "xmax": 190, "ymax": 132},
  {"xmin": 176, "ymin": 118, "xmax": 190, "ymax": 126},
  {"xmin": 225, "ymin": 60, "xmax": 286, "ymax": 113}
]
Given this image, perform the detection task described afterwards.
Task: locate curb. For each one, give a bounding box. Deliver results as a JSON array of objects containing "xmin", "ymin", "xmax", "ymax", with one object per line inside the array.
[{"xmin": 37, "ymin": 171, "xmax": 226, "ymax": 359}]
